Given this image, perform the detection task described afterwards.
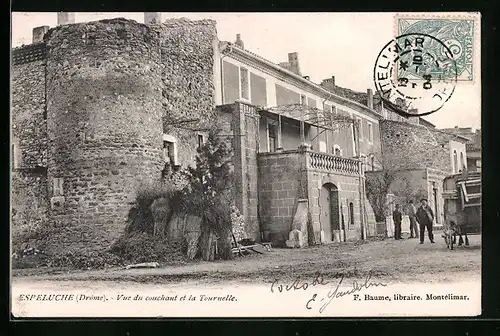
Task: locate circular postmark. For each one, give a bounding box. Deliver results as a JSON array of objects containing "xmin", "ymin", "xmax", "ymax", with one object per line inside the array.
[{"xmin": 374, "ymin": 33, "xmax": 457, "ymax": 117}]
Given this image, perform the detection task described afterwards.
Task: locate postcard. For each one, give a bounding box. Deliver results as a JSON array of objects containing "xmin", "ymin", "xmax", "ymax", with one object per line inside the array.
[{"xmin": 10, "ymin": 12, "xmax": 481, "ymax": 318}]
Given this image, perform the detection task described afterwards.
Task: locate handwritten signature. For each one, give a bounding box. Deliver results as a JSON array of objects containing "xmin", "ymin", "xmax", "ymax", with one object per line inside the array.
[
  {"xmin": 307, "ymin": 271, "xmax": 387, "ymax": 313},
  {"xmin": 270, "ymin": 272, "xmax": 341, "ymax": 293},
  {"xmin": 269, "ymin": 270, "xmax": 387, "ymax": 313}
]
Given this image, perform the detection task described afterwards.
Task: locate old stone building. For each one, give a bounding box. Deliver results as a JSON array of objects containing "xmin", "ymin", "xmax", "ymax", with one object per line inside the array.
[
  {"xmin": 11, "ymin": 12, "xmax": 470, "ymax": 253},
  {"xmin": 441, "ymin": 126, "xmax": 481, "ymax": 172},
  {"xmin": 370, "ymin": 114, "xmax": 470, "ymax": 227}
]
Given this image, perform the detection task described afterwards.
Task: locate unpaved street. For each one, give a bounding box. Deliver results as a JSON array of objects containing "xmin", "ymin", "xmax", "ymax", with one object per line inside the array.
[{"xmin": 13, "ymin": 232, "xmax": 481, "ymax": 286}]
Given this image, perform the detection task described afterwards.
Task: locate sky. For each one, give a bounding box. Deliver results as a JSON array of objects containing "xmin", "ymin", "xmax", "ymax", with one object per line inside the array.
[{"xmin": 11, "ymin": 12, "xmax": 481, "ymax": 130}]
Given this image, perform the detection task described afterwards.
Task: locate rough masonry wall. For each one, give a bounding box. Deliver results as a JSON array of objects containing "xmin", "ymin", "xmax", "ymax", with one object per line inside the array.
[
  {"xmin": 380, "ymin": 120, "xmax": 455, "ymax": 174},
  {"xmin": 157, "ymin": 19, "xmax": 218, "ymax": 169},
  {"xmin": 11, "ymin": 57, "xmax": 48, "ymax": 168},
  {"xmin": 258, "ymin": 151, "xmax": 304, "ymax": 246},
  {"xmin": 11, "ymin": 48, "xmax": 49, "ymax": 232},
  {"xmin": 307, "ymin": 170, "xmax": 362, "ymax": 242},
  {"xmin": 11, "ymin": 171, "xmax": 48, "ymax": 238},
  {"xmin": 44, "ymin": 19, "xmax": 164, "ymax": 254},
  {"xmin": 227, "ymin": 102, "xmax": 260, "ymax": 240}
]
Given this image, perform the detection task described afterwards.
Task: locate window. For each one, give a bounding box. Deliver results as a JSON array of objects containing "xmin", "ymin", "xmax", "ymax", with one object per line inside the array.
[
  {"xmin": 333, "ymin": 145, "xmax": 342, "ymax": 157},
  {"xmin": 240, "ymin": 67, "xmax": 249, "ymax": 100},
  {"xmin": 453, "ymin": 150, "xmax": 458, "ymax": 173},
  {"xmin": 268, "ymin": 123, "xmax": 277, "ymax": 152},
  {"xmin": 300, "ymin": 94, "xmax": 307, "ymax": 106},
  {"xmin": 368, "ymin": 122, "xmax": 373, "ymax": 143},
  {"xmin": 12, "ymin": 138, "xmax": 21, "ymax": 169},
  {"xmin": 356, "ymin": 117, "xmax": 363, "ymax": 141},
  {"xmin": 12, "ymin": 144, "xmax": 18, "ymax": 169},
  {"xmin": 319, "ymin": 141, "xmax": 326, "ymax": 153},
  {"xmin": 53, "ymin": 178, "xmax": 64, "ymax": 196},
  {"xmin": 349, "ymin": 202, "xmax": 355, "ymax": 228},
  {"xmin": 197, "ymin": 134, "xmax": 205, "ymax": 150},
  {"xmin": 323, "ymin": 103, "xmax": 333, "ymax": 113},
  {"xmin": 163, "ymin": 134, "xmax": 178, "ymax": 166},
  {"xmin": 352, "ymin": 124, "xmax": 357, "ymax": 156}
]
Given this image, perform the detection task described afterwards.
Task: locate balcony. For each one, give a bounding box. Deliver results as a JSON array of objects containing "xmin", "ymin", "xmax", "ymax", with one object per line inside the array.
[
  {"xmin": 258, "ymin": 149, "xmax": 361, "ymax": 176},
  {"xmin": 307, "ymin": 151, "xmax": 361, "ymax": 175}
]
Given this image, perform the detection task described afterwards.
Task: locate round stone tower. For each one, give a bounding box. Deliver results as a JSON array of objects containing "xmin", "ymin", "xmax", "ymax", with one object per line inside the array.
[{"xmin": 44, "ymin": 18, "xmax": 164, "ymax": 253}]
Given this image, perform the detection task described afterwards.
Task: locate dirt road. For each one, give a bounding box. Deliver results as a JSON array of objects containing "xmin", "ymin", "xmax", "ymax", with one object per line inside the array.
[{"xmin": 13, "ymin": 232, "xmax": 481, "ymax": 286}]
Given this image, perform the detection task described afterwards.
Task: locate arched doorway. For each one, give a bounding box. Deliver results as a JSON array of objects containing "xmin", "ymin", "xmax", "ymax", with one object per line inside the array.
[{"xmin": 319, "ymin": 183, "xmax": 340, "ymax": 242}]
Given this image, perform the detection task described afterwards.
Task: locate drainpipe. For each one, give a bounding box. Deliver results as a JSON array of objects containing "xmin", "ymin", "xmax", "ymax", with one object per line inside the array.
[{"xmin": 355, "ymin": 119, "xmax": 367, "ymax": 240}]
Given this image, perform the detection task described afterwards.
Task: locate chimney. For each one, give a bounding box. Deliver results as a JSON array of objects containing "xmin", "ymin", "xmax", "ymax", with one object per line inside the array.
[
  {"xmin": 367, "ymin": 88, "xmax": 374, "ymax": 109},
  {"xmin": 144, "ymin": 12, "xmax": 162, "ymax": 25},
  {"xmin": 32, "ymin": 26, "xmax": 50, "ymax": 43},
  {"xmin": 320, "ymin": 76, "xmax": 336, "ymax": 91},
  {"xmin": 57, "ymin": 12, "xmax": 75, "ymax": 26},
  {"xmin": 288, "ymin": 52, "xmax": 301, "ymax": 76},
  {"xmin": 234, "ymin": 34, "xmax": 245, "ymax": 49}
]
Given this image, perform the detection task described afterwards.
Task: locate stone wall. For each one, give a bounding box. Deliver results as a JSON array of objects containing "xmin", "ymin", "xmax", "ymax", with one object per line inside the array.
[
  {"xmin": 380, "ymin": 120, "xmax": 465, "ymax": 174},
  {"xmin": 11, "ymin": 170, "xmax": 49, "ymax": 237},
  {"xmin": 220, "ymin": 102, "xmax": 261, "ymax": 241},
  {"xmin": 43, "ymin": 18, "xmax": 164, "ymax": 253},
  {"xmin": 307, "ymin": 169, "xmax": 363, "ymax": 242},
  {"xmin": 258, "ymin": 151, "xmax": 304, "ymax": 245},
  {"xmin": 156, "ymin": 19, "xmax": 218, "ymax": 169},
  {"xmin": 11, "ymin": 47, "xmax": 49, "ymax": 232}
]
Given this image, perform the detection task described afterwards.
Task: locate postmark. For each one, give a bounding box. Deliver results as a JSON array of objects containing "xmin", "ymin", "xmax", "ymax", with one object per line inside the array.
[
  {"xmin": 395, "ymin": 14, "xmax": 478, "ymax": 82},
  {"xmin": 373, "ymin": 33, "xmax": 457, "ymax": 117}
]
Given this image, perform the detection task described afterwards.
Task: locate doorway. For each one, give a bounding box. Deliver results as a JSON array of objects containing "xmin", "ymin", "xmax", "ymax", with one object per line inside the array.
[{"xmin": 319, "ymin": 183, "xmax": 340, "ymax": 242}]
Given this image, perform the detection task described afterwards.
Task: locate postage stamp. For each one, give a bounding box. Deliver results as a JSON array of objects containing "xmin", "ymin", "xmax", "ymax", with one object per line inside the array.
[{"xmin": 395, "ymin": 13, "xmax": 480, "ymax": 83}]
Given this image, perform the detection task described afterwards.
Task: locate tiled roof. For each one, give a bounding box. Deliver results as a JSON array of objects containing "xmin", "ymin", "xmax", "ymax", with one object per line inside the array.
[{"xmin": 322, "ymin": 85, "xmax": 368, "ymax": 105}]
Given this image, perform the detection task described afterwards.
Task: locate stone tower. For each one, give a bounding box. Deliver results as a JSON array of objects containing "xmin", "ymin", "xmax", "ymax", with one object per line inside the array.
[{"xmin": 43, "ymin": 18, "xmax": 164, "ymax": 253}]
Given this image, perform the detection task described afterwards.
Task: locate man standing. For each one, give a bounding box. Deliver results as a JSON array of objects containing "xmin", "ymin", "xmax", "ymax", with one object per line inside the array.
[
  {"xmin": 393, "ymin": 204, "xmax": 403, "ymax": 240},
  {"xmin": 416, "ymin": 198, "xmax": 435, "ymax": 244},
  {"xmin": 408, "ymin": 200, "xmax": 419, "ymax": 239}
]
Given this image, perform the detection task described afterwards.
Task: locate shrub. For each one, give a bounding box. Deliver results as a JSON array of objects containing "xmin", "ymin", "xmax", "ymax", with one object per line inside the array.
[
  {"xmin": 110, "ymin": 232, "xmax": 188, "ymax": 265},
  {"xmin": 47, "ymin": 250, "xmax": 123, "ymax": 269}
]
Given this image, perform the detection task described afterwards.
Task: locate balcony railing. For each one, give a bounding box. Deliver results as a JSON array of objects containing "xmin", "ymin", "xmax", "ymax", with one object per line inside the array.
[{"xmin": 307, "ymin": 152, "xmax": 361, "ymax": 175}]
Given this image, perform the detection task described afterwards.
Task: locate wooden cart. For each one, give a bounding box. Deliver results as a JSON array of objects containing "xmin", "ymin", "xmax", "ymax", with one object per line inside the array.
[{"xmin": 442, "ymin": 171, "xmax": 481, "ymax": 250}]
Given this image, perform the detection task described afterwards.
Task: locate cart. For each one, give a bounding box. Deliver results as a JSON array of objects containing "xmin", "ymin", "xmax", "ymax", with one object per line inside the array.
[{"xmin": 442, "ymin": 171, "xmax": 481, "ymax": 250}]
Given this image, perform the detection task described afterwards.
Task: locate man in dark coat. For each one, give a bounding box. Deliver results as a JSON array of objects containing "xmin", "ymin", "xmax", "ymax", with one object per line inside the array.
[
  {"xmin": 392, "ymin": 204, "xmax": 403, "ymax": 240},
  {"xmin": 416, "ymin": 198, "xmax": 435, "ymax": 244}
]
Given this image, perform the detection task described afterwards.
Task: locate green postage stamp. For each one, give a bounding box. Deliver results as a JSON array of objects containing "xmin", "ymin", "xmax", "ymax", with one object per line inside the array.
[{"xmin": 395, "ymin": 13, "xmax": 479, "ymax": 82}]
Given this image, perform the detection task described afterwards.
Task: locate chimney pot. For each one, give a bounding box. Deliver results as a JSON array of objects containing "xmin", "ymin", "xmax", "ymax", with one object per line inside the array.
[
  {"xmin": 288, "ymin": 52, "xmax": 301, "ymax": 76},
  {"xmin": 32, "ymin": 26, "xmax": 50, "ymax": 44},
  {"xmin": 144, "ymin": 12, "xmax": 162, "ymax": 25},
  {"xmin": 304, "ymin": 75, "xmax": 310, "ymax": 80},
  {"xmin": 57, "ymin": 12, "xmax": 75, "ymax": 26},
  {"xmin": 235, "ymin": 34, "xmax": 244, "ymax": 49},
  {"xmin": 331, "ymin": 76, "xmax": 335, "ymax": 86},
  {"xmin": 367, "ymin": 88, "xmax": 374, "ymax": 110}
]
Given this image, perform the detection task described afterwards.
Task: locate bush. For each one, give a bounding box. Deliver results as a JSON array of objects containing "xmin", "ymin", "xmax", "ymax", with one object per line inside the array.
[
  {"xmin": 110, "ymin": 232, "xmax": 188, "ymax": 265},
  {"xmin": 47, "ymin": 250, "xmax": 123, "ymax": 269}
]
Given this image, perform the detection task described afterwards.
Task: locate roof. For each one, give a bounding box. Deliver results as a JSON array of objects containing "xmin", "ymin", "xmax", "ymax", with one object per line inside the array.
[{"xmin": 220, "ymin": 41, "xmax": 383, "ymax": 120}]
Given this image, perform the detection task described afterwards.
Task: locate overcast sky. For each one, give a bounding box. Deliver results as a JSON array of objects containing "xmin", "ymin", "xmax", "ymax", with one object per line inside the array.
[{"xmin": 11, "ymin": 12, "xmax": 481, "ymax": 130}]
